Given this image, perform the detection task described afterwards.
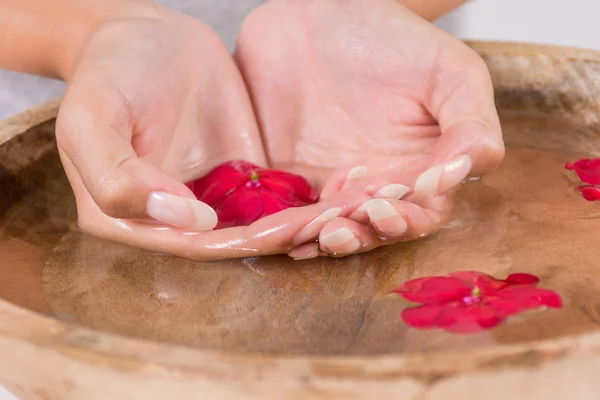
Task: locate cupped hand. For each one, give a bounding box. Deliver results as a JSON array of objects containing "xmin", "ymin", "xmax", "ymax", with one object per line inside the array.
[
  {"xmin": 53, "ymin": 2, "xmax": 396, "ymax": 261},
  {"xmin": 235, "ymin": 0, "xmax": 505, "ymax": 259},
  {"xmin": 54, "ymin": 3, "xmax": 324, "ymax": 260}
]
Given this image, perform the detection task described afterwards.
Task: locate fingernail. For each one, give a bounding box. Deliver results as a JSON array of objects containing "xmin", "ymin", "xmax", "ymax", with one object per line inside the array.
[
  {"xmin": 147, "ymin": 191, "xmax": 218, "ymax": 231},
  {"xmin": 374, "ymin": 184, "xmax": 410, "ymax": 199},
  {"xmin": 365, "ymin": 199, "xmax": 408, "ymax": 237},
  {"xmin": 320, "ymin": 227, "xmax": 355, "ymax": 247},
  {"xmin": 292, "ymin": 207, "xmax": 342, "ymax": 246},
  {"xmin": 315, "ymin": 207, "xmax": 342, "ymax": 223},
  {"xmin": 289, "ymin": 246, "xmax": 319, "ymax": 260},
  {"xmin": 414, "ymin": 155, "xmax": 472, "ymax": 196},
  {"xmin": 320, "ymin": 227, "xmax": 361, "ymax": 253},
  {"xmin": 347, "ymin": 166, "xmax": 368, "ymax": 180},
  {"xmin": 365, "ymin": 199, "xmax": 398, "ymax": 221},
  {"xmin": 358, "ymin": 198, "xmax": 378, "ymax": 212}
]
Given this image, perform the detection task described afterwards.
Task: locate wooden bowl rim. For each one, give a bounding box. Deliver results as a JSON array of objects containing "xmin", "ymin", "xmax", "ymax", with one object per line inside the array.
[{"xmin": 2, "ymin": 40, "xmax": 600, "ymax": 381}]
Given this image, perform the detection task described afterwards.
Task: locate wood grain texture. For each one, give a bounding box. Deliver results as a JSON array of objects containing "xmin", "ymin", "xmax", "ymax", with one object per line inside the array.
[{"xmin": 2, "ymin": 42, "xmax": 600, "ymax": 400}]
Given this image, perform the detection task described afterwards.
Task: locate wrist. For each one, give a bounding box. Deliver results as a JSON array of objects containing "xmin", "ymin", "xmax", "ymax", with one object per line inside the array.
[
  {"xmin": 51, "ymin": 0, "xmax": 165, "ymax": 80},
  {"xmin": 399, "ymin": 0, "xmax": 469, "ymax": 20}
]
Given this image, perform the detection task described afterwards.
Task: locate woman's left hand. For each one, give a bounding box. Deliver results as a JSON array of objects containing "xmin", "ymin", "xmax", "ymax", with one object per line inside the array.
[{"xmin": 235, "ymin": 0, "xmax": 505, "ymax": 259}]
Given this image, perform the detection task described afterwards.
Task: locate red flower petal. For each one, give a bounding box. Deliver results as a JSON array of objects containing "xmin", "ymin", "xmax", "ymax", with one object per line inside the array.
[
  {"xmin": 400, "ymin": 303, "xmax": 447, "ymax": 329},
  {"xmin": 186, "ymin": 160, "xmax": 253, "ymax": 206},
  {"xmin": 487, "ymin": 286, "xmax": 563, "ymax": 316},
  {"xmin": 578, "ymin": 186, "xmax": 600, "ymax": 201},
  {"xmin": 447, "ymin": 271, "xmax": 508, "ymax": 294},
  {"xmin": 441, "ymin": 304, "xmax": 506, "ymax": 333},
  {"xmin": 260, "ymin": 170, "xmax": 319, "ymax": 206},
  {"xmin": 504, "ymin": 273, "xmax": 540, "ymax": 285},
  {"xmin": 394, "ymin": 277, "xmax": 471, "ymax": 304},
  {"xmin": 259, "ymin": 190, "xmax": 290, "ymax": 217},
  {"xmin": 215, "ymin": 186, "xmax": 263, "ymax": 228},
  {"xmin": 185, "ymin": 160, "xmax": 320, "ymax": 228},
  {"xmin": 565, "ymin": 158, "xmax": 600, "ymax": 185},
  {"xmin": 401, "ymin": 302, "xmax": 505, "ymax": 333}
]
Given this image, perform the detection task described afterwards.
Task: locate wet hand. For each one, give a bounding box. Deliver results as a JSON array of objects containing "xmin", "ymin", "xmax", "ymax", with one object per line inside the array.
[
  {"xmin": 55, "ymin": 3, "xmax": 274, "ymax": 257},
  {"xmin": 52, "ymin": 2, "xmax": 381, "ymax": 261},
  {"xmin": 235, "ymin": 0, "xmax": 504, "ymax": 258}
]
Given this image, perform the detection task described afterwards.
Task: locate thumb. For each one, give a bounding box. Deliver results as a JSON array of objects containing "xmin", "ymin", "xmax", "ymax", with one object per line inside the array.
[
  {"xmin": 56, "ymin": 97, "xmax": 218, "ymax": 231},
  {"xmin": 414, "ymin": 53, "xmax": 505, "ymax": 196}
]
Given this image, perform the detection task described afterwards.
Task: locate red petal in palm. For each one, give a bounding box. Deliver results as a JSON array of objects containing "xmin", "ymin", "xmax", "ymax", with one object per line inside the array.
[
  {"xmin": 186, "ymin": 160, "xmax": 319, "ymax": 229},
  {"xmin": 394, "ymin": 271, "xmax": 562, "ymax": 333}
]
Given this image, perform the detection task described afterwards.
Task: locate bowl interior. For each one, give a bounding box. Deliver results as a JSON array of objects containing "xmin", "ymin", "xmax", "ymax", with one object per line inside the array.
[{"xmin": 2, "ymin": 42, "xmax": 600, "ymax": 357}]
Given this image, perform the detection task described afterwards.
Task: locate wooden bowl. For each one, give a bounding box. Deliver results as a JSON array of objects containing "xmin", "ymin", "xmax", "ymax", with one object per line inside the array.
[{"xmin": 2, "ymin": 41, "xmax": 600, "ymax": 400}]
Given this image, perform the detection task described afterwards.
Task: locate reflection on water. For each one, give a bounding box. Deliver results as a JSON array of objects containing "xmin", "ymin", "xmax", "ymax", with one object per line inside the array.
[{"xmin": 2, "ymin": 142, "xmax": 600, "ymax": 356}]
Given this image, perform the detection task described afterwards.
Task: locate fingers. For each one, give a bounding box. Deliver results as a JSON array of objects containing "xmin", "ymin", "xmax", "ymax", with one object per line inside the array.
[
  {"xmin": 320, "ymin": 164, "xmax": 411, "ymax": 202},
  {"xmin": 287, "ymin": 197, "xmax": 442, "ymax": 259},
  {"xmin": 56, "ymin": 82, "xmax": 218, "ymax": 231},
  {"xmin": 75, "ymin": 184, "xmax": 374, "ymax": 261},
  {"xmin": 415, "ymin": 48, "xmax": 504, "ymax": 197}
]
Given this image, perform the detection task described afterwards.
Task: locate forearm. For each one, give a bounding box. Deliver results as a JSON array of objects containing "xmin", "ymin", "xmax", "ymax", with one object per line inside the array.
[
  {"xmin": 400, "ymin": 0, "xmax": 470, "ymax": 20},
  {"xmin": 0, "ymin": 0, "xmax": 157, "ymax": 79}
]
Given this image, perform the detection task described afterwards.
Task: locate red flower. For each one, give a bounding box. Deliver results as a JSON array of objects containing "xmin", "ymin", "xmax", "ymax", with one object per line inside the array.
[
  {"xmin": 186, "ymin": 160, "xmax": 319, "ymax": 229},
  {"xmin": 394, "ymin": 271, "xmax": 562, "ymax": 333},
  {"xmin": 566, "ymin": 158, "xmax": 600, "ymax": 201},
  {"xmin": 566, "ymin": 158, "xmax": 600, "ymax": 185},
  {"xmin": 578, "ymin": 186, "xmax": 600, "ymax": 201}
]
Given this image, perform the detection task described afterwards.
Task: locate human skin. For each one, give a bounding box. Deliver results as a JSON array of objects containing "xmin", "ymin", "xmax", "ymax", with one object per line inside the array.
[
  {"xmin": 400, "ymin": 0, "xmax": 471, "ymax": 21},
  {"xmin": 0, "ymin": 0, "xmax": 502, "ymax": 261},
  {"xmin": 0, "ymin": 0, "xmax": 468, "ymax": 77},
  {"xmin": 235, "ymin": 0, "xmax": 503, "ymax": 259}
]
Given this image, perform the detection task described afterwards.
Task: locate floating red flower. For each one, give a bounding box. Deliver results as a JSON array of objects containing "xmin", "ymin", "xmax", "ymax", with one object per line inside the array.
[
  {"xmin": 394, "ymin": 271, "xmax": 562, "ymax": 333},
  {"xmin": 566, "ymin": 158, "xmax": 600, "ymax": 185},
  {"xmin": 577, "ymin": 186, "xmax": 600, "ymax": 201},
  {"xmin": 565, "ymin": 158, "xmax": 600, "ymax": 201},
  {"xmin": 186, "ymin": 160, "xmax": 319, "ymax": 229}
]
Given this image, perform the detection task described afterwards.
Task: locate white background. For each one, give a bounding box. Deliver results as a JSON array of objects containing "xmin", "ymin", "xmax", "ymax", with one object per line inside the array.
[{"xmin": 1, "ymin": 0, "xmax": 597, "ymax": 398}]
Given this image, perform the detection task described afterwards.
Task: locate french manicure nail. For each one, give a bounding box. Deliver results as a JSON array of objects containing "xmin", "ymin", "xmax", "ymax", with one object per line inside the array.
[
  {"xmin": 289, "ymin": 247, "xmax": 319, "ymax": 260},
  {"xmin": 358, "ymin": 198, "xmax": 379, "ymax": 212},
  {"xmin": 365, "ymin": 199, "xmax": 399, "ymax": 222},
  {"xmin": 414, "ymin": 155, "xmax": 473, "ymax": 196},
  {"xmin": 347, "ymin": 166, "xmax": 368, "ymax": 180},
  {"xmin": 374, "ymin": 183, "xmax": 410, "ymax": 199},
  {"xmin": 314, "ymin": 207, "xmax": 342, "ymax": 223},
  {"xmin": 291, "ymin": 207, "xmax": 342, "ymax": 246},
  {"xmin": 320, "ymin": 227, "xmax": 355, "ymax": 247},
  {"xmin": 366, "ymin": 199, "xmax": 408, "ymax": 236},
  {"xmin": 147, "ymin": 191, "xmax": 218, "ymax": 231}
]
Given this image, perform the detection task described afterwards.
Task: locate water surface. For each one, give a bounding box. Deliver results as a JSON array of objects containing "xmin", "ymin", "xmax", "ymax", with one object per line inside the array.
[{"xmin": 1, "ymin": 128, "xmax": 599, "ymax": 356}]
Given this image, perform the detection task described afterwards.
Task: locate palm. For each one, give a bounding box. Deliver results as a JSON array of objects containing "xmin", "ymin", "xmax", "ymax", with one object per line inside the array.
[
  {"xmin": 236, "ymin": 0, "xmax": 498, "ymax": 193},
  {"xmin": 58, "ymin": 13, "xmax": 390, "ymax": 261}
]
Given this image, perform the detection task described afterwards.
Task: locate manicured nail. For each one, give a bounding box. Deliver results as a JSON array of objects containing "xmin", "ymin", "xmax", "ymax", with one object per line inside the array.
[
  {"xmin": 289, "ymin": 245, "xmax": 319, "ymax": 260},
  {"xmin": 147, "ymin": 191, "xmax": 218, "ymax": 231},
  {"xmin": 347, "ymin": 166, "xmax": 368, "ymax": 180},
  {"xmin": 292, "ymin": 207, "xmax": 342, "ymax": 246},
  {"xmin": 414, "ymin": 155, "xmax": 472, "ymax": 196},
  {"xmin": 374, "ymin": 184, "xmax": 410, "ymax": 199},
  {"xmin": 320, "ymin": 227, "xmax": 361, "ymax": 253},
  {"xmin": 365, "ymin": 199, "xmax": 398, "ymax": 222},
  {"xmin": 320, "ymin": 227, "xmax": 354, "ymax": 247},
  {"xmin": 365, "ymin": 199, "xmax": 408, "ymax": 236},
  {"xmin": 315, "ymin": 207, "xmax": 342, "ymax": 223}
]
